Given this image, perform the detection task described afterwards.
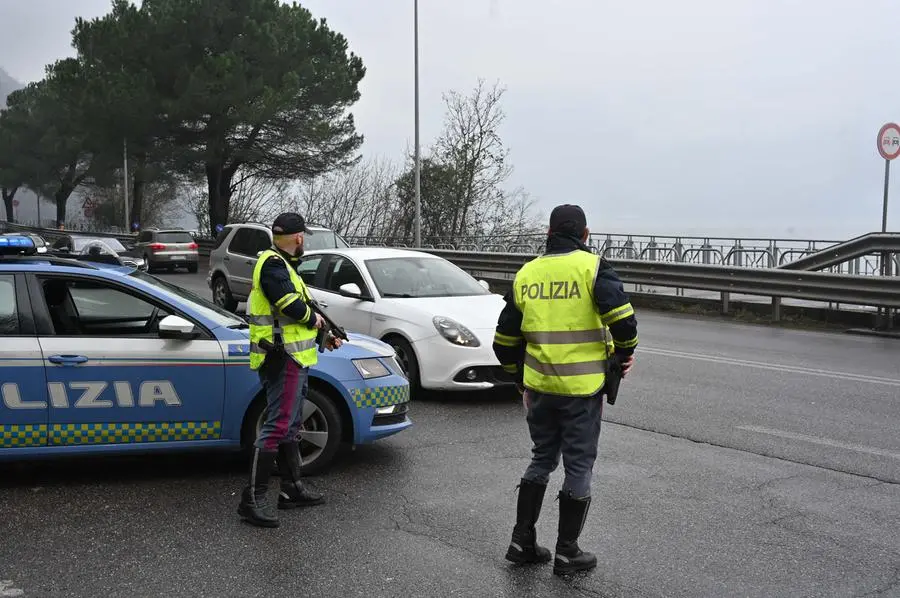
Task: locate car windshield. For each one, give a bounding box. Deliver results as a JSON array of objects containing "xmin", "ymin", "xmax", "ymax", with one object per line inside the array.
[
  {"xmin": 127, "ymin": 270, "xmax": 247, "ymax": 328},
  {"xmin": 155, "ymin": 231, "xmax": 194, "ymax": 243},
  {"xmin": 305, "ymin": 228, "xmax": 349, "ymax": 250},
  {"xmin": 364, "ymin": 256, "xmax": 489, "ymax": 298},
  {"xmin": 74, "ymin": 237, "xmax": 127, "ymax": 252}
]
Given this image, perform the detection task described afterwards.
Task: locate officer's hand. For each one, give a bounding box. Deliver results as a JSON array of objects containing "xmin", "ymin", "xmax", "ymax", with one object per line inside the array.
[
  {"xmin": 326, "ymin": 335, "xmax": 343, "ymax": 351},
  {"xmin": 312, "ymin": 312, "xmax": 325, "ymax": 329},
  {"xmin": 522, "ymin": 389, "xmax": 532, "ymax": 411},
  {"xmin": 620, "ymin": 355, "xmax": 635, "ymax": 377}
]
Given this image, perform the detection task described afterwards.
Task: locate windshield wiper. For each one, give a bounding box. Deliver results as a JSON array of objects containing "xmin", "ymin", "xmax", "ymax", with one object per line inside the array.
[
  {"xmin": 227, "ymin": 322, "xmax": 250, "ymax": 329},
  {"xmin": 382, "ymin": 292, "xmax": 414, "ymax": 298}
]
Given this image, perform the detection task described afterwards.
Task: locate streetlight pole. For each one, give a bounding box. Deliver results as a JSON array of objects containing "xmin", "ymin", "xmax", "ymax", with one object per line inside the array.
[
  {"xmin": 123, "ymin": 138, "xmax": 130, "ymax": 232},
  {"xmin": 413, "ymin": 0, "xmax": 422, "ymax": 248}
]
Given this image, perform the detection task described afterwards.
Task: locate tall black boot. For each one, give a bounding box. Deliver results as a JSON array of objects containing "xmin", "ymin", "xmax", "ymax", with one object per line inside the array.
[
  {"xmin": 237, "ymin": 448, "xmax": 279, "ymax": 528},
  {"xmin": 553, "ymin": 491, "xmax": 597, "ymax": 575},
  {"xmin": 505, "ymin": 478, "xmax": 552, "ymax": 564},
  {"xmin": 277, "ymin": 441, "xmax": 325, "ymax": 509}
]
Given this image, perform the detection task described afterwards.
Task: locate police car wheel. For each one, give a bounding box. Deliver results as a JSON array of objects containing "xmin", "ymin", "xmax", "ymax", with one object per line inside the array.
[{"xmin": 249, "ymin": 386, "xmax": 342, "ymax": 476}]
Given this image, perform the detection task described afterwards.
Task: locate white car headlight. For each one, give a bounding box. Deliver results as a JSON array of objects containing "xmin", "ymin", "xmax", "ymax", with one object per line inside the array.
[
  {"xmin": 353, "ymin": 358, "xmax": 391, "ymax": 379},
  {"xmin": 432, "ymin": 315, "xmax": 480, "ymax": 347}
]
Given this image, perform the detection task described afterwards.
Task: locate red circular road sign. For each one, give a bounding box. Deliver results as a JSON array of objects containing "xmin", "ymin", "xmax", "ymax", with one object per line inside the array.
[{"xmin": 877, "ymin": 122, "xmax": 900, "ymax": 160}]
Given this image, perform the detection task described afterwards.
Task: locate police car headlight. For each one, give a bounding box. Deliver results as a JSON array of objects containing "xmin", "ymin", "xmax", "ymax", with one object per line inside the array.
[
  {"xmin": 353, "ymin": 358, "xmax": 390, "ymax": 379},
  {"xmin": 432, "ymin": 316, "xmax": 480, "ymax": 347}
]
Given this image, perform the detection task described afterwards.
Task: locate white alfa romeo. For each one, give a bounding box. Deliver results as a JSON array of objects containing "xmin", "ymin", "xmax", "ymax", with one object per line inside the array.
[{"xmin": 297, "ymin": 247, "xmax": 514, "ymax": 393}]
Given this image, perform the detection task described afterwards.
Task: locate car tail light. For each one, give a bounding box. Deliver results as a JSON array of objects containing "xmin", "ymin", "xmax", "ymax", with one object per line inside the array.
[
  {"xmin": 188, "ymin": 242, "xmax": 198, "ymax": 250},
  {"xmin": 148, "ymin": 243, "xmax": 166, "ymax": 251}
]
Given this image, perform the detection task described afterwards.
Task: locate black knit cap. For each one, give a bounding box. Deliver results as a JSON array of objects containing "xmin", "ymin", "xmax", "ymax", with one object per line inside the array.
[
  {"xmin": 548, "ymin": 204, "xmax": 587, "ymax": 235},
  {"xmin": 271, "ymin": 212, "xmax": 306, "ymax": 235}
]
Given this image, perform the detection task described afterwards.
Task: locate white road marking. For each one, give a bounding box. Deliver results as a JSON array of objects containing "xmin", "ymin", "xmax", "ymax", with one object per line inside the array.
[
  {"xmin": 0, "ymin": 580, "xmax": 24, "ymax": 597},
  {"xmin": 737, "ymin": 425, "xmax": 900, "ymax": 460},
  {"xmin": 641, "ymin": 346, "xmax": 900, "ymax": 387}
]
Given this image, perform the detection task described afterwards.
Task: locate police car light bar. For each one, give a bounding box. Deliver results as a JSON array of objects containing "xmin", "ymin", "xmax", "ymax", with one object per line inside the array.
[{"xmin": 0, "ymin": 235, "xmax": 38, "ymax": 256}]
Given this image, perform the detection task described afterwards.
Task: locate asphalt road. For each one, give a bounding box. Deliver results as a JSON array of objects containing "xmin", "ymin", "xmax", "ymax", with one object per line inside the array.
[{"xmin": 1, "ymin": 264, "xmax": 898, "ymax": 598}]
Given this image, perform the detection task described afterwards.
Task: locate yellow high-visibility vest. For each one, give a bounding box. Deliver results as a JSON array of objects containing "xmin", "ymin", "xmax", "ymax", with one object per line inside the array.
[
  {"xmin": 513, "ymin": 250, "xmax": 613, "ymax": 397},
  {"xmin": 248, "ymin": 249, "xmax": 318, "ymax": 370}
]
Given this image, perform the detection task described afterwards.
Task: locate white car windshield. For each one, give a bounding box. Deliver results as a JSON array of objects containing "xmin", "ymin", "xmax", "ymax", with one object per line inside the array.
[
  {"xmin": 128, "ymin": 271, "xmax": 247, "ymax": 329},
  {"xmin": 74, "ymin": 237, "xmax": 127, "ymax": 252},
  {"xmin": 365, "ymin": 256, "xmax": 489, "ymax": 298}
]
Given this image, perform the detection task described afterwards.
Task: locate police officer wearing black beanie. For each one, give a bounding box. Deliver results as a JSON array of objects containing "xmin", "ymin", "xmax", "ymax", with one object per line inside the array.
[{"xmin": 492, "ymin": 204, "xmax": 638, "ymax": 575}]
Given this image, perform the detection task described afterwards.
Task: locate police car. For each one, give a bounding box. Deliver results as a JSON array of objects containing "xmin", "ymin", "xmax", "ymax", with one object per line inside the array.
[{"xmin": 0, "ymin": 235, "xmax": 411, "ymax": 474}]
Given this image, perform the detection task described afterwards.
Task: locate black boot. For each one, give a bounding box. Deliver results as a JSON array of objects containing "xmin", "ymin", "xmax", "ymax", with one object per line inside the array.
[
  {"xmin": 505, "ymin": 478, "xmax": 552, "ymax": 564},
  {"xmin": 277, "ymin": 441, "xmax": 325, "ymax": 509},
  {"xmin": 553, "ymin": 491, "xmax": 597, "ymax": 575},
  {"xmin": 237, "ymin": 448, "xmax": 279, "ymax": 528}
]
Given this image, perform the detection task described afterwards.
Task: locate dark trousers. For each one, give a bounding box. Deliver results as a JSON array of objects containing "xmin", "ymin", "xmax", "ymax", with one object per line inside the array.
[
  {"xmin": 255, "ymin": 357, "xmax": 309, "ymax": 451},
  {"xmin": 522, "ymin": 392, "xmax": 604, "ymax": 498}
]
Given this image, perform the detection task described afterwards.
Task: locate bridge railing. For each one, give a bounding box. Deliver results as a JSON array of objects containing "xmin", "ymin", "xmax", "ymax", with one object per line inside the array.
[{"xmin": 3, "ymin": 220, "xmax": 898, "ymax": 275}]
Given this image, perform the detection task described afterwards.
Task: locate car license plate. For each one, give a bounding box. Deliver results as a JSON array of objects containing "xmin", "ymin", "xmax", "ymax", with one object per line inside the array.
[{"xmin": 171, "ymin": 256, "xmax": 185, "ymax": 261}]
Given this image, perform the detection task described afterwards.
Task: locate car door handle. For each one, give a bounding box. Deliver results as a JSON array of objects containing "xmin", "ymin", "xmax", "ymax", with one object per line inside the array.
[
  {"xmin": 224, "ymin": 256, "xmax": 230, "ymax": 261},
  {"xmin": 245, "ymin": 260, "xmax": 253, "ymax": 265},
  {"xmin": 318, "ymin": 300, "xmax": 328, "ymax": 308},
  {"xmin": 48, "ymin": 354, "xmax": 89, "ymax": 366}
]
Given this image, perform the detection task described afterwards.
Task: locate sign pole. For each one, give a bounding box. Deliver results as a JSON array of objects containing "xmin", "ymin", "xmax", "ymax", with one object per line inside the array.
[
  {"xmin": 883, "ymin": 158, "xmax": 890, "ymax": 234},
  {"xmin": 876, "ymin": 122, "xmax": 900, "ymax": 328}
]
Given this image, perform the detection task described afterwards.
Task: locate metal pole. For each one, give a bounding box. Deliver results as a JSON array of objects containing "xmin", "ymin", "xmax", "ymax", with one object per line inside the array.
[
  {"xmin": 123, "ymin": 138, "xmax": 130, "ymax": 232},
  {"xmin": 883, "ymin": 158, "xmax": 890, "ymax": 233},
  {"xmin": 880, "ymin": 158, "xmax": 892, "ymax": 329},
  {"xmin": 413, "ymin": 0, "xmax": 422, "ymax": 248}
]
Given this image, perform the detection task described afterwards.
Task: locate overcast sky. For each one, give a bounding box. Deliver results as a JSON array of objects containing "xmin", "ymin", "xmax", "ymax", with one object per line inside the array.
[{"xmin": 1, "ymin": 0, "xmax": 898, "ymax": 240}]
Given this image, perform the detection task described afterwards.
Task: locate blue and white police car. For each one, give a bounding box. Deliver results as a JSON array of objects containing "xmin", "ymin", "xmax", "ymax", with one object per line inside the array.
[{"xmin": 0, "ymin": 235, "xmax": 411, "ymax": 474}]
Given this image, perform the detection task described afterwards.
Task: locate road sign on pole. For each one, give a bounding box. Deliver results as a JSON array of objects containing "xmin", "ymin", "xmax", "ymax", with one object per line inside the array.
[
  {"xmin": 878, "ymin": 123, "xmax": 900, "ymax": 161},
  {"xmin": 877, "ymin": 123, "xmax": 899, "ymax": 236},
  {"xmin": 876, "ymin": 123, "xmax": 899, "ymax": 328}
]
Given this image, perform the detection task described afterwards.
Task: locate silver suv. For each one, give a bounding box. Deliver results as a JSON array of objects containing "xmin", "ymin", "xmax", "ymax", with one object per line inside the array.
[
  {"xmin": 207, "ymin": 222, "xmax": 350, "ymax": 312},
  {"xmin": 134, "ymin": 228, "xmax": 200, "ymax": 273}
]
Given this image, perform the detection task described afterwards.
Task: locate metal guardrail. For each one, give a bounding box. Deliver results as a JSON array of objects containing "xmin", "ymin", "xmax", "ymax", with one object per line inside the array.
[
  {"xmin": 3, "ymin": 220, "xmax": 899, "ymax": 319},
  {"xmin": 4, "ymin": 220, "xmax": 898, "ymax": 276},
  {"xmin": 419, "ymin": 249, "xmax": 900, "ymax": 311}
]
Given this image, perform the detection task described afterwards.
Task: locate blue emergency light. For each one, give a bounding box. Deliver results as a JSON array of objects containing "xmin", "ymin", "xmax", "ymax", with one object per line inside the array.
[{"xmin": 0, "ymin": 234, "xmax": 37, "ymax": 256}]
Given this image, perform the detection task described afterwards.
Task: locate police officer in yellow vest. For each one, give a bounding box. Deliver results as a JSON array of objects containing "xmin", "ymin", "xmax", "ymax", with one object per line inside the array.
[
  {"xmin": 238, "ymin": 212, "xmax": 343, "ymax": 528},
  {"xmin": 492, "ymin": 204, "xmax": 638, "ymax": 575}
]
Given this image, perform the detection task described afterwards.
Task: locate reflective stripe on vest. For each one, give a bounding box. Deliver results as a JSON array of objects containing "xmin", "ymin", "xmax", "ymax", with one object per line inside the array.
[
  {"xmin": 248, "ymin": 249, "xmax": 319, "ymax": 370},
  {"xmin": 513, "ymin": 249, "xmax": 609, "ymax": 397}
]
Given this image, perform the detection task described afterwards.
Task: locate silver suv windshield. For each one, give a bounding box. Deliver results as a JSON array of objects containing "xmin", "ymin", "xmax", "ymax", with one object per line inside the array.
[
  {"xmin": 305, "ymin": 228, "xmax": 349, "ymax": 250},
  {"xmin": 128, "ymin": 270, "xmax": 247, "ymax": 328}
]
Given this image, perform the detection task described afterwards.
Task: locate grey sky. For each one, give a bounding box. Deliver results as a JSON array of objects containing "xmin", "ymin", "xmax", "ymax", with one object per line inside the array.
[{"xmin": 1, "ymin": 0, "xmax": 898, "ymax": 240}]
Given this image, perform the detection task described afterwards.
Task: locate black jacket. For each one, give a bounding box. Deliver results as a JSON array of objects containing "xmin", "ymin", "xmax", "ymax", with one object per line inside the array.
[
  {"xmin": 492, "ymin": 233, "xmax": 639, "ymax": 383},
  {"xmin": 258, "ymin": 247, "xmax": 315, "ymax": 326}
]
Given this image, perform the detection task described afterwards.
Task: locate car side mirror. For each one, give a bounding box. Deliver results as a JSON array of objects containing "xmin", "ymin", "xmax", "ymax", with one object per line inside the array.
[
  {"xmin": 159, "ymin": 314, "xmax": 199, "ymax": 340},
  {"xmin": 338, "ymin": 283, "xmax": 364, "ymax": 299},
  {"xmin": 478, "ymin": 279, "xmax": 490, "ymax": 290}
]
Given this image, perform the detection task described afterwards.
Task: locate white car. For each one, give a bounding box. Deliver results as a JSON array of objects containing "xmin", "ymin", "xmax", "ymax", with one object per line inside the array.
[{"xmin": 298, "ymin": 247, "xmax": 514, "ymax": 393}]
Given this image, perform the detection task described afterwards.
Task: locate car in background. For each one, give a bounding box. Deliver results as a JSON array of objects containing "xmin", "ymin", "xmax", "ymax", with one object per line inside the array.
[
  {"xmin": 0, "ymin": 234, "xmax": 411, "ymax": 474},
  {"xmin": 207, "ymin": 222, "xmax": 350, "ymax": 312},
  {"xmin": 134, "ymin": 228, "xmax": 200, "ymax": 273},
  {"xmin": 295, "ymin": 247, "xmax": 514, "ymax": 393},
  {"xmin": 1, "ymin": 232, "xmax": 48, "ymax": 253},
  {"xmin": 49, "ymin": 234, "xmax": 147, "ymax": 271}
]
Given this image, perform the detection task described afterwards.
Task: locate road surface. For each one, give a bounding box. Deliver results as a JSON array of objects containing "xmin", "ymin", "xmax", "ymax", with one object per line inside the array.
[{"xmin": 0, "ymin": 265, "xmax": 897, "ymax": 597}]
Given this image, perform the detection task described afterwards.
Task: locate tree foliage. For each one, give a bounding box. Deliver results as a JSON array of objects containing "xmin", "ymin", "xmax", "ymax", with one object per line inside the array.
[{"xmin": 0, "ymin": 2, "xmax": 541, "ymax": 241}]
